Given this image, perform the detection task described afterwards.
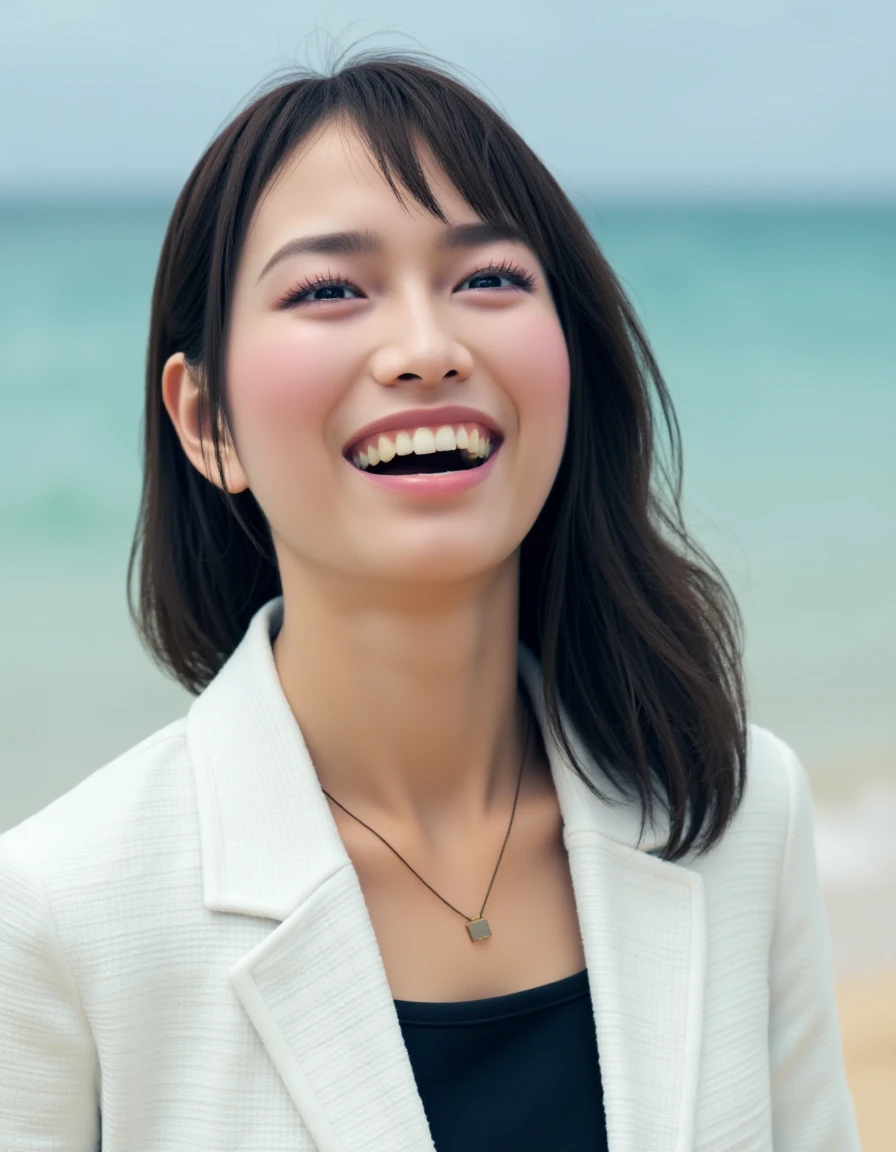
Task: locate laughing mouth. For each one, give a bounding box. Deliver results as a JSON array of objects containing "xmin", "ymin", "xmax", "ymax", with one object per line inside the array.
[{"xmin": 347, "ymin": 425, "xmax": 500, "ymax": 475}]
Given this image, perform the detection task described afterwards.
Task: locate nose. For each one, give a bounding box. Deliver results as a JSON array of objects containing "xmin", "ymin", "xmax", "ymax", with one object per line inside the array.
[{"xmin": 368, "ymin": 290, "xmax": 474, "ymax": 388}]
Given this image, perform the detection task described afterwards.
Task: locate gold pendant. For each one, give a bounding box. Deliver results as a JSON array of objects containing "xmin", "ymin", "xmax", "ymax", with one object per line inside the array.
[{"xmin": 466, "ymin": 916, "xmax": 492, "ymax": 942}]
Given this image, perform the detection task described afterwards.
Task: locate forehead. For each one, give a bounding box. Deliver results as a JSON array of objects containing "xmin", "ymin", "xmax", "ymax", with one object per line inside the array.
[{"xmin": 246, "ymin": 118, "xmax": 477, "ymax": 256}]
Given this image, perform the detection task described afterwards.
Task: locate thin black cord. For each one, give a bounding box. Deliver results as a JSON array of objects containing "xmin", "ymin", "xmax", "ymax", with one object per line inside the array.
[{"xmin": 322, "ymin": 697, "xmax": 533, "ymax": 924}]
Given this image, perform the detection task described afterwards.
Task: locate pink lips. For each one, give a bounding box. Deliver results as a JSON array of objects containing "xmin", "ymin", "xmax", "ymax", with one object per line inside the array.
[{"xmin": 347, "ymin": 439, "xmax": 502, "ymax": 497}]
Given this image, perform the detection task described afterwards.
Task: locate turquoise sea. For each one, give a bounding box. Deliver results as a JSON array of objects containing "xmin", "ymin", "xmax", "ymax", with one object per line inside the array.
[{"xmin": 1, "ymin": 199, "xmax": 894, "ymax": 834}]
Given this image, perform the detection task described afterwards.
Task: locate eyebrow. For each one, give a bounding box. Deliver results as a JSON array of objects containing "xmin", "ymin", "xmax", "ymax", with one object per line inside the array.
[{"xmin": 256, "ymin": 222, "xmax": 528, "ymax": 284}]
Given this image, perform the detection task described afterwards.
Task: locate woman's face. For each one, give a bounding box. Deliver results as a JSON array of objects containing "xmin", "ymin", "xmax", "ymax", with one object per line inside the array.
[{"xmin": 222, "ymin": 118, "xmax": 570, "ymax": 590}]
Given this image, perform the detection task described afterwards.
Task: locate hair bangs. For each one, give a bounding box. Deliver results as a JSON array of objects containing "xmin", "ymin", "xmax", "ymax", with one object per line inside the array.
[{"xmin": 323, "ymin": 66, "xmax": 548, "ymax": 273}]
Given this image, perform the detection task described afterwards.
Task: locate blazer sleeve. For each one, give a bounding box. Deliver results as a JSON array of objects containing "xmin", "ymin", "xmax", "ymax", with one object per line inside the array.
[
  {"xmin": 0, "ymin": 841, "xmax": 100, "ymax": 1151},
  {"xmin": 767, "ymin": 741, "xmax": 863, "ymax": 1150}
]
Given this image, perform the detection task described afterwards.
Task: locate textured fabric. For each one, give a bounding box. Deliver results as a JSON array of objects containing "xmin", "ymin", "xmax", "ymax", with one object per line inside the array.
[
  {"xmin": 394, "ymin": 968, "xmax": 608, "ymax": 1151},
  {"xmin": 0, "ymin": 596, "xmax": 862, "ymax": 1151}
]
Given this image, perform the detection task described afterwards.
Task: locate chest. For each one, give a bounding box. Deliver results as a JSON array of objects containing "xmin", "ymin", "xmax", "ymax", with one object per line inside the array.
[{"xmin": 329, "ymin": 766, "xmax": 587, "ymax": 1002}]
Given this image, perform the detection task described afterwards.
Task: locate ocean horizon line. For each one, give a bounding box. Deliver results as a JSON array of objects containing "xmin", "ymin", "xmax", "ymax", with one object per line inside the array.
[{"xmin": 1, "ymin": 188, "xmax": 894, "ymax": 213}]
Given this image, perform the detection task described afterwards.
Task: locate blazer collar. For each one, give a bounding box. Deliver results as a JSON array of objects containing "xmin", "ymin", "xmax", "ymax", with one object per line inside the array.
[
  {"xmin": 187, "ymin": 596, "xmax": 703, "ymax": 1152},
  {"xmin": 187, "ymin": 596, "xmax": 670, "ymax": 919}
]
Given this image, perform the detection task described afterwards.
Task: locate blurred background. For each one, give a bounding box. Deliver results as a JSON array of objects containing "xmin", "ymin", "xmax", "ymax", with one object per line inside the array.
[{"xmin": 1, "ymin": 1, "xmax": 893, "ymax": 1144}]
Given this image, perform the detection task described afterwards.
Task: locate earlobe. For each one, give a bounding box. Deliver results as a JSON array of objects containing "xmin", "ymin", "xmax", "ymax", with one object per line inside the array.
[{"xmin": 160, "ymin": 351, "xmax": 249, "ymax": 494}]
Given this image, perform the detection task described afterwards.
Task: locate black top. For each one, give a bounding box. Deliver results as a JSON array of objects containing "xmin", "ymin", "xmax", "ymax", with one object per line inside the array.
[{"xmin": 394, "ymin": 968, "xmax": 608, "ymax": 1151}]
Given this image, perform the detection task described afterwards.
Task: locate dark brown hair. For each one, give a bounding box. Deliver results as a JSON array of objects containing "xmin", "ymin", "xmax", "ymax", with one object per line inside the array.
[{"xmin": 128, "ymin": 48, "xmax": 747, "ymax": 860}]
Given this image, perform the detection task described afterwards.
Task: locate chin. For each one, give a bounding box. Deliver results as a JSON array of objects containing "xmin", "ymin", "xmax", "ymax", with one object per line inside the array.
[{"xmin": 358, "ymin": 541, "xmax": 517, "ymax": 585}]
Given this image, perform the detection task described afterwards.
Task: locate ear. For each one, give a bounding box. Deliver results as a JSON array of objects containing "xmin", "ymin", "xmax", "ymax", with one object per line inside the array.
[{"xmin": 161, "ymin": 352, "xmax": 249, "ymax": 494}]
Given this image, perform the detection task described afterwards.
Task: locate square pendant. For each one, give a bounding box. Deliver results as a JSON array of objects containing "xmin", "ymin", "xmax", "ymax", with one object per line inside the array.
[{"xmin": 467, "ymin": 917, "xmax": 492, "ymax": 942}]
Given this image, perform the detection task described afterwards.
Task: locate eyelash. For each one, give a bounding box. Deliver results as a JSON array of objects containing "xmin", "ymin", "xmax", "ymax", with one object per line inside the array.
[{"xmin": 276, "ymin": 258, "xmax": 537, "ymax": 308}]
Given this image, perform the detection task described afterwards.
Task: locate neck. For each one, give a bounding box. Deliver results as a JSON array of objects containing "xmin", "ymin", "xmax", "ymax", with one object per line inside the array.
[{"xmin": 272, "ymin": 555, "xmax": 533, "ymax": 841}]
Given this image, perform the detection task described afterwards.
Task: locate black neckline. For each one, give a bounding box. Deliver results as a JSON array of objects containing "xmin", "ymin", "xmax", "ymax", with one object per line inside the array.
[{"xmin": 394, "ymin": 967, "xmax": 590, "ymax": 1027}]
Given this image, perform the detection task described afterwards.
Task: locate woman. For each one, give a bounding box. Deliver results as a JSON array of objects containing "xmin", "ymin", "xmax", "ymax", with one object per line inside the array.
[{"xmin": 0, "ymin": 52, "xmax": 860, "ymax": 1151}]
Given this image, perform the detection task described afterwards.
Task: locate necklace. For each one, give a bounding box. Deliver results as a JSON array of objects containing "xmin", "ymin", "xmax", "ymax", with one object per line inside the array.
[{"xmin": 321, "ymin": 702, "xmax": 532, "ymax": 942}]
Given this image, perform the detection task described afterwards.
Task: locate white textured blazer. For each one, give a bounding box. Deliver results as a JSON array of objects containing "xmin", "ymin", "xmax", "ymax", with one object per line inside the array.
[{"xmin": 0, "ymin": 597, "xmax": 861, "ymax": 1151}]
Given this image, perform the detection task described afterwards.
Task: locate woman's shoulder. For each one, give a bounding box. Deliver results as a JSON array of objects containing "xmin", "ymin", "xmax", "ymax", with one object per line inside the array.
[
  {"xmin": 691, "ymin": 720, "xmax": 817, "ymax": 884},
  {"xmin": 0, "ymin": 716, "xmax": 193, "ymax": 884},
  {"xmin": 743, "ymin": 720, "xmax": 813, "ymax": 826}
]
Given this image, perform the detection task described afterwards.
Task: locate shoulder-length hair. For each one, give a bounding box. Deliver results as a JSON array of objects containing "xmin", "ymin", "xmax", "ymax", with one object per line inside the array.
[{"xmin": 128, "ymin": 49, "xmax": 747, "ymax": 861}]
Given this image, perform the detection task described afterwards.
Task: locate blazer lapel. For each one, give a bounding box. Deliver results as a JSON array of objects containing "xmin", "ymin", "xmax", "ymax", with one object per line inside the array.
[
  {"xmin": 188, "ymin": 597, "xmax": 435, "ymax": 1152},
  {"xmin": 188, "ymin": 597, "xmax": 705, "ymax": 1152},
  {"xmin": 561, "ymin": 831, "xmax": 706, "ymax": 1152},
  {"xmin": 518, "ymin": 646, "xmax": 707, "ymax": 1152},
  {"xmin": 229, "ymin": 866, "xmax": 436, "ymax": 1152}
]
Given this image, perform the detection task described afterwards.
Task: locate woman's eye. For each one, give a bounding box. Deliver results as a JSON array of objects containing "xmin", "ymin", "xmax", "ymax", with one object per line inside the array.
[
  {"xmin": 280, "ymin": 278, "xmax": 364, "ymax": 307},
  {"xmin": 461, "ymin": 272, "xmax": 513, "ymax": 290},
  {"xmin": 457, "ymin": 263, "xmax": 536, "ymax": 293},
  {"xmin": 299, "ymin": 284, "xmax": 357, "ymax": 306},
  {"xmin": 303, "ymin": 282, "xmax": 362, "ymax": 303}
]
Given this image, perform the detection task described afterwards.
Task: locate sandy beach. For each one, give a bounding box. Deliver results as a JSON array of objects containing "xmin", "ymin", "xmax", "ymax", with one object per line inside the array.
[
  {"xmin": 825, "ymin": 870, "xmax": 896, "ymax": 1150},
  {"xmin": 837, "ymin": 970, "xmax": 896, "ymax": 1151},
  {"xmin": 813, "ymin": 782, "xmax": 896, "ymax": 1149}
]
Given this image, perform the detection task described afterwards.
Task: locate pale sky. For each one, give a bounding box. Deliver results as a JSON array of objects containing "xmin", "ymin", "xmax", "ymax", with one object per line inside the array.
[{"xmin": 1, "ymin": 0, "xmax": 894, "ymax": 198}]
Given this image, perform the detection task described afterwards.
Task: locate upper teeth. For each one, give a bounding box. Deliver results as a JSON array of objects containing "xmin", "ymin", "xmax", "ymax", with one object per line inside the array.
[{"xmin": 351, "ymin": 425, "xmax": 495, "ymax": 470}]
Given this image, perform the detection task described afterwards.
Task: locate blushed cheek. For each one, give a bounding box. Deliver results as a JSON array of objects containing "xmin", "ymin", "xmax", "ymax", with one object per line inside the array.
[
  {"xmin": 225, "ymin": 326, "xmax": 347, "ymax": 469},
  {"xmin": 500, "ymin": 312, "xmax": 570, "ymax": 432}
]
